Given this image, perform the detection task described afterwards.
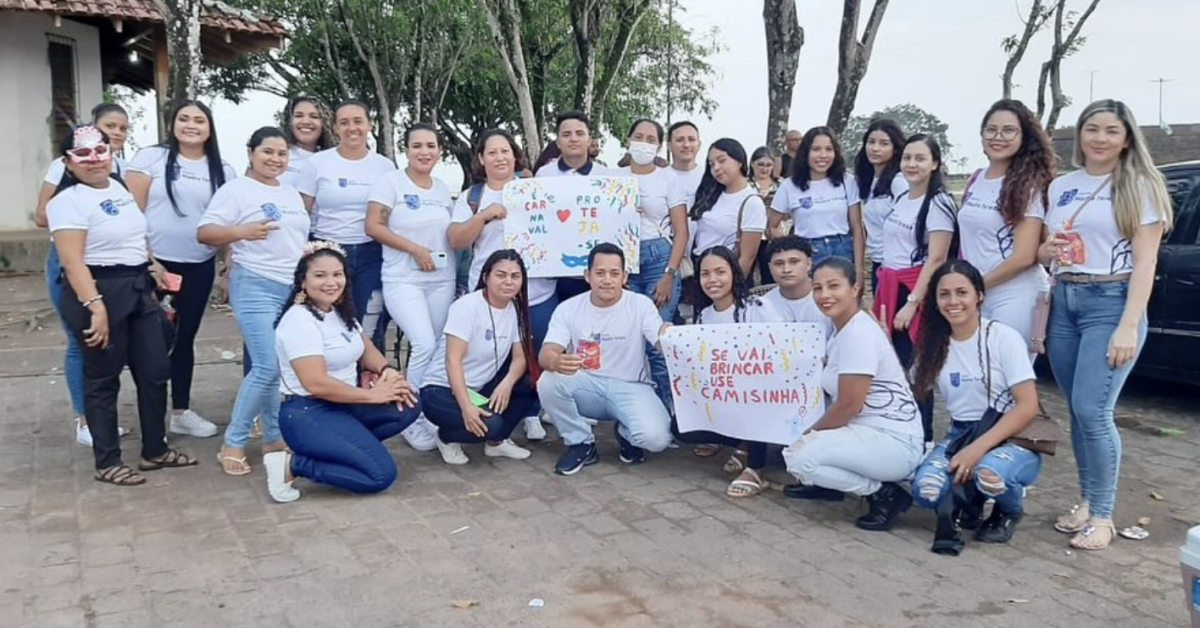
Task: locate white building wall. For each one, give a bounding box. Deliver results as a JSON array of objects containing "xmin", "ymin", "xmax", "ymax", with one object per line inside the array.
[{"xmin": 0, "ymin": 12, "xmax": 103, "ymax": 231}]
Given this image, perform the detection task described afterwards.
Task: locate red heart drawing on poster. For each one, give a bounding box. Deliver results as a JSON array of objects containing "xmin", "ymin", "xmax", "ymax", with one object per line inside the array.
[{"xmin": 556, "ymin": 209, "xmax": 571, "ymax": 223}]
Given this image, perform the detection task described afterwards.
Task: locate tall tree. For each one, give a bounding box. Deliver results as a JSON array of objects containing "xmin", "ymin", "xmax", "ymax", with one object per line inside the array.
[
  {"xmin": 1036, "ymin": 0, "xmax": 1102, "ymax": 133},
  {"xmin": 762, "ymin": 0, "xmax": 803, "ymax": 152},
  {"xmin": 826, "ymin": 0, "xmax": 889, "ymax": 137},
  {"xmin": 152, "ymin": 0, "xmax": 202, "ymax": 136},
  {"xmin": 333, "ymin": 0, "xmax": 399, "ymax": 160},
  {"xmin": 840, "ymin": 103, "xmax": 953, "ymax": 163},
  {"xmin": 1001, "ymin": 0, "xmax": 1053, "ymax": 99},
  {"xmin": 477, "ymin": 0, "xmax": 545, "ymax": 162},
  {"xmin": 568, "ymin": 0, "xmax": 653, "ymax": 128}
]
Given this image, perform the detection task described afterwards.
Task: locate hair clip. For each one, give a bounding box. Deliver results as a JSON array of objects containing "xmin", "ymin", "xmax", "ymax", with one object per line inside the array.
[{"xmin": 303, "ymin": 240, "xmax": 347, "ymax": 257}]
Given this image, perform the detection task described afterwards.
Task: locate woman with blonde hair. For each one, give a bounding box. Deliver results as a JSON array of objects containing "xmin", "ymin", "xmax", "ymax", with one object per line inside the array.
[{"xmin": 1038, "ymin": 99, "xmax": 1172, "ymax": 550}]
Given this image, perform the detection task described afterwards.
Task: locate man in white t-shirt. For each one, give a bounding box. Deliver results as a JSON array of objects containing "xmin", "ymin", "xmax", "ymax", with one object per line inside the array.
[
  {"xmin": 538, "ymin": 244, "xmax": 673, "ymax": 475},
  {"xmin": 759, "ymin": 235, "xmax": 835, "ymax": 341}
]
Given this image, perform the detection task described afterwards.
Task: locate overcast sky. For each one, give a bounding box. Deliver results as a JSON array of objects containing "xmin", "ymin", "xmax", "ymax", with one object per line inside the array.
[{"xmin": 128, "ymin": 0, "xmax": 1200, "ymax": 186}]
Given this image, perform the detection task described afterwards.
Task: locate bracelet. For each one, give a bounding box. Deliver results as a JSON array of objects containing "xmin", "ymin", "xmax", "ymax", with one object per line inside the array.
[
  {"xmin": 666, "ymin": 266, "xmax": 678, "ymax": 276},
  {"xmin": 80, "ymin": 294, "xmax": 104, "ymax": 308}
]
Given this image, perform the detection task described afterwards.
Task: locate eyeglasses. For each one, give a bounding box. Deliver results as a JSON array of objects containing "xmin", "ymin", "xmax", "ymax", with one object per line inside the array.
[
  {"xmin": 982, "ymin": 127, "xmax": 1020, "ymax": 141},
  {"xmin": 67, "ymin": 144, "xmax": 112, "ymax": 163}
]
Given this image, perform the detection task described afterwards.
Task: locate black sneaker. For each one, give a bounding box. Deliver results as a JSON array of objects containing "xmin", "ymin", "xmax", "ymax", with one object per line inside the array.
[
  {"xmin": 784, "ymin": 484, "xmax": 846, "ymax": 501},
  {"xmin": 975, "ymin": 508, "xmax": 1024, "ymax": 544},
  {"xmin": 555, "ymin": 443, "xmax": 599, "ymax": 476},
  {"xmin": 614, "ymin": 424, "xmax": 644, "ymax": 464},
  {"xmin": 855, "ymin": 482, "xmax": 913, "ymax": 532}
]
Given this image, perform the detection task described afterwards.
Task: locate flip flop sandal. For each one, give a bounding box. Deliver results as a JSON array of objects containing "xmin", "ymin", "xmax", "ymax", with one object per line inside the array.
[
  {"xmin": 217, "ymin": 453, "xmax": 252, "ymax": 476},
  {"xmin": 94, "ymin": 465, "xmax": 146, "ymax": 486},
  {"xmin": 722, "ymin": 450, "xmax": 748, "ymax": 474},
  {"xmin": 1054, "ymin": 503, "xmax": 1090, "ymax": 534},
  {"xmin": 139, "ymin": 449, "xmax": 199, "ymax": 471},
  {"xmin": 692, "ymin": 444, "xmax": 722, "ymax": 458},
  {"xmin": 726, "ymin": 468, "xmax": 766, "ymax": 498}
]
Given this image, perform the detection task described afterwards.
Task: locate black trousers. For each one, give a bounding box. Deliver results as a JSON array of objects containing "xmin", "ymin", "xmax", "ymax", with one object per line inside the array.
[
  {"xmin": 159, "ymin": 257, "xmax": 215, "ymax": 410},
  {"xmin": 62, "ymin": 266, "xmax": 170, "ymax": 469},
  {"xmin": 419, "ymin": 371, "xmax": 537, "ymax": 444},
  {"xmin": 891, "ymin": 283, "xmax": 934, "ymax": 443}
]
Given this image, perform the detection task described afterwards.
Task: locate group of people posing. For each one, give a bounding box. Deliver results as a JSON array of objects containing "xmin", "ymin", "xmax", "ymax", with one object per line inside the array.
[{"xmin": 36, "ymin": 94, "xmax": 1171, "ymax": 555}]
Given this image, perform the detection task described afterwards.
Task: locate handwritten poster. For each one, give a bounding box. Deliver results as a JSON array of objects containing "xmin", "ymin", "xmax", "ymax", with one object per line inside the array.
[
  {"xmin": 660, "ymin": 323, "xmax": 826, "ymax": 446},
  {"xmin": 503, "ymin": 177, "xmax": 640, "ymax": 277}
]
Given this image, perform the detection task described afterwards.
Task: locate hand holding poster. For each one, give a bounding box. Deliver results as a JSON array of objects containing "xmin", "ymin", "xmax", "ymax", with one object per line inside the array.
[
  {"xmin": 503, "ymin": 176, "xmax": 640, "ymax": 277},
  {"xmin": 660, "ymin": 323, "xmax": 826, "ymax": 446}
]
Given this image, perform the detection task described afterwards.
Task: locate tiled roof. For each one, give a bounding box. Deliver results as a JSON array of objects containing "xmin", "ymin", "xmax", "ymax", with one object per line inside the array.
[{"xmin": 0, "ymin": 0, "xmax": 286, "ymax": 36}]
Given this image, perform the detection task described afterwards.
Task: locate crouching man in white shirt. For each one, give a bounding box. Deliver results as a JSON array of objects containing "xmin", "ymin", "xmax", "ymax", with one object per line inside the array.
[{"xmin": 538, "ymin": 243, "xmax": 674, "ymax": 475}]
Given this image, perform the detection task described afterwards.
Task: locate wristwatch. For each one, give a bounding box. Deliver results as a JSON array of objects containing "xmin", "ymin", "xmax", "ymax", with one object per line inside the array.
[
  {"xmin": 906, "ymin": 294, "xmax": 919, "ymax": 304},
  {"xmin": 666, "ymin": 266, "xmax": 678, "ymax": 276}
]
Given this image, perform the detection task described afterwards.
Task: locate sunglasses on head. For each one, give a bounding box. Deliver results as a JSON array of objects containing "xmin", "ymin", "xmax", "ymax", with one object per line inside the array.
[{"xmin": 67, "ymin": 144, "xmax": 111, "ymax": 163}]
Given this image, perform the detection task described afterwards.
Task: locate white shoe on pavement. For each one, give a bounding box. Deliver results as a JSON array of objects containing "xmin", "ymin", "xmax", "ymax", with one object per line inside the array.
[
  {"xmin": 401, "ymin": 416, "xmax": 440, "ymax": 452},
  {"xmin": 75, "ymin": 418, "xmax": 129, "ymax": 447},
  {"xmin": 169, "ymin": 410, "xmax": 219, "ymax": 438},
  {"xmin": 264, "ymin": 451, "xmax": 300, "ymax": 503},
  {"xmin": 523, "ymin": 416, "xmax": 546, "ymax": 441},
  {"xmin": 436, "ymin": 438, "xmax": 469, "ymax": 465},
  {"xmin": 485, "ymin": 439, "xmax": 532, "ymax": 460}
]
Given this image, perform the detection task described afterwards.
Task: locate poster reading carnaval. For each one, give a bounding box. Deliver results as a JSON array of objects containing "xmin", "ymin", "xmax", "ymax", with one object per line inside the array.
[
  {"xmin": 660, "ymin": 323, "xmax": 826, "ymax": 446},
  {"xmin": 503, "ymin": 177, "xmax": 640, "ymax": 277}
]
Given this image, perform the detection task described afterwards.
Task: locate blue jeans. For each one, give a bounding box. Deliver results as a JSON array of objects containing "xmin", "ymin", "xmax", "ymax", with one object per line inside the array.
[
  {"xmin": 538, "ymin": 371, "xmax": 672, "ymax": 451},
  {"xmin": 627, "ymin": 237, "xmax": 680, "ymax": 411},
  {"xmin": 45, "ymin": 246, "xmax": 86, "ymax": 416},
  {"xmin": 525, "ymin": 293, "xmax": 560, "ymax": 420},
  {"xmin": 420, "ymin": 369, "xmax": 537, "ymax": 444},
  {"xmin": 281, "ymin": 396, "xmax": 421, "ymax": 493},
  {"xmin": 912, "ymin": 422, "xmax": 1042, "ymax": 514},
  {"xmin": 341, "ymin": 241, "xmax": 388, "ymax": 350},
  {"xmin": 226, "ymin": 266, "xmax": 291, "ymax": 447},
  {"xmin": 1046, "ymin": 279, "xmax": 1146, "ymax": 519},
  {"xmin": 808, "ymin": 232, "xmax": 854, "ymax": 266}
]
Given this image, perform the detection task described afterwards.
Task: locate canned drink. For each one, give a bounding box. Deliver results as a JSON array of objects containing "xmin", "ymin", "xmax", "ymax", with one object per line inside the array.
[{"xmin": 577, "ymin": 339, "xmax": 601, "ymax": 370}]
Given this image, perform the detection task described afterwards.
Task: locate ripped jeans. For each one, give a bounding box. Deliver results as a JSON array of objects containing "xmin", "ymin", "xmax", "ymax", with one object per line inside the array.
[{"xmin": 912, "ymin": 421, "xmax": 1042, "ymax": 515}]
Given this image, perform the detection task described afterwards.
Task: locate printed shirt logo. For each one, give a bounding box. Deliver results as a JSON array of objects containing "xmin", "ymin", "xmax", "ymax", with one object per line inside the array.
[
  {"xmin": 99, "ymin": 200, "xmax": 120, "ymax": 216},
  {"xmin": 261, "ymin": 203, "xmax": 282, "ymax": 221},
  {"xmin": 404, "ymin": 194, "xmax": 421, "ymax": 209},
  {"xmin": 484, "ymin": 328, "xmax": 494, "ymax": 341},
  {"xmin": 949, "ymin": 372, "xmax": 961, "ymax": 387},
  {"xmin": 338, "ymin": 177, "xmax": 350, "ymax": 188},
  {"xmin": 1057, "ymin": 189, "xmax": 1078, "ymax": 207},
  {"xmin": 798, "ymin": 197, "xmax": 814, "ymax": 210}
]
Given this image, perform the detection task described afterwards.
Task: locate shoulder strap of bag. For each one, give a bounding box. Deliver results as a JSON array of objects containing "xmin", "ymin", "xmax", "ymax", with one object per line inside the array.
[
  {"xmin": 981, "ymin": 319, "xmax": 996, "ymax": 409},
  {"xmin": 1064, "ymin": 174, "xmax": 1113, "ymax": 230},
  {"xmin": 735, "ymin": 192, "xmax": 754, "ymax": 247},
  {"xmin": 963, "ymin": 168, "xmax": 983, "ymax": 199},
  {"xmin": 466, "ymin": 183, "xmax": 485, "ymax": 215}
]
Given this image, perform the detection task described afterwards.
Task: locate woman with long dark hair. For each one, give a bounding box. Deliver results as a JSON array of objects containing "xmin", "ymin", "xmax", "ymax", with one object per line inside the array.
[
  {"xmin": 269, "ymin": 244, "xmax": 422, "ymax": 502},
  {"xmin": 873, "ymin": 134, "xmax": 958, "ymax": 444},
  {"xmin": 958, "ymin": 100, "xmax": 1055, "ymax": 348},
  {"xmin": 198, "ymin": 127, "xmax": 311, "ymax": 476},
  {"xmin": 1038, "ymin": 100, "xmax": 1173, "ymax": 550},
  {"xmin": 419, "ymin": 250, "xmax": 539, "ymax": 464},
  {"xmin": 126, "ymin": 100, "xmax": 236, "ymax": 440},
  {"xmin": 854, "ymin": 119, "xmax": 907, "ymax": 293},
  {"xmin": 48, "ymin": 125, "xmax": 197, "ymax": 486},
  {"xmin": 280, "ymin": 96, "xmax": 333, "ymax": 186},
  {"xmin": 909, "ymin": 260, "xmax": 1041, "ymax": 555},
  {"xmin": 769, "ymin": 127, "xmax": 865, "ymax": 280},
  {"xmin": 689, "ymin": 138, "xmax": 766, "ymax": 278}
]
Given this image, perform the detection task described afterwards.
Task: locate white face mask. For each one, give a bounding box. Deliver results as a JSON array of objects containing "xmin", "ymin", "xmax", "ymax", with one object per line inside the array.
[{"xmin": 628, "ymin": 141, "xmax": 659, "ymax": 166}]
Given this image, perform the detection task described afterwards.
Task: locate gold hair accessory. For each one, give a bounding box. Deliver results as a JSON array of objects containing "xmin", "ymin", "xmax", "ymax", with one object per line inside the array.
[
  {"xmin": 303, "ymin": 240, "xmax": 347, "ymax": 257},
  {"xmin": 294, "ymin": 292, "xmax": 307, "ymax": 305}
]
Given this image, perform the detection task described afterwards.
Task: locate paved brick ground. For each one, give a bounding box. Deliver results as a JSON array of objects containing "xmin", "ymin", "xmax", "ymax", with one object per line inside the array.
[{"xmin": 0, "ymin": 272, "xmax": 1197, "ymax": 628}]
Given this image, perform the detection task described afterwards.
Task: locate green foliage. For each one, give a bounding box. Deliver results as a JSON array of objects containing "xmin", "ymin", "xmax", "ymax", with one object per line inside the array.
[{"xmin": 841, "ymin": 103, "xmax": 954, "ymax": 163}]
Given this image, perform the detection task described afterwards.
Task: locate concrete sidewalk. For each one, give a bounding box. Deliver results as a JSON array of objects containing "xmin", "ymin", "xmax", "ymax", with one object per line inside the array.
[{"xmin": 0, "ymin": 272, "xmax": 1196, "ymax": 628}]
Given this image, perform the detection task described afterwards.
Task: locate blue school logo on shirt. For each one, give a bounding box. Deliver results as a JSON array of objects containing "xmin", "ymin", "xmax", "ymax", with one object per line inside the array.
[
  {"xmin": 404, "ymin": 194, "xmax": 421, "ymax": 210},
  {"xmin": 485, "ymin": 328, "xmax": 494, "ymax": 341},
  {"xmin": 1057, "ymin": 189, "xmax": 1078, "ymax": 207},
  {"xmin": 338, "ymin": 178, "xmax": 350, "ymax": 188},
  {"xmin": 261, "ymin": 203, "xmax": 282, "ymax": 220},
  {"xmin": 798, "ymin": 197, "xmax": 814, "ymax": 210},
  {"xmin": 100, "ymin": 200, "xmax": 120, "ymax": 216},
  {"xmin": 949, "ymin": 372, "xmax": 961, "ymax": 387}
]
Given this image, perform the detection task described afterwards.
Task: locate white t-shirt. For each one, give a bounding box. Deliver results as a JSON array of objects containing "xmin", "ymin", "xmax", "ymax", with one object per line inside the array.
[
  {"xmin": 938, "ymin": 320, "xmax": 1036, "ymax": 423},
  {"xmin": 619, "ymin": 166, "xmax": 674, "ymax": 240},
  {"xmin": 534, "ymin": 160, "xmax": 617, "ymax": 178},
  {"xmin": 276, "ymin": 306, "xmax": 364, "ymax": 396},
  {"xmin": 451, "ymin": 185, "xmax": 557, "ymax": 305},
  {"xmin": 128, "ymin": 146, "xmax": 237, "ymax": 263},
  {"xmin": 44, "ymin": 156, "xmax": 128, "ymax": 185},
  {"xmin": 698, "ymin": 296, "xmax": 784, "ymax": 324},
  {"xmin": 759, "ymin": 287, "xmax": 834, "ymax": 340},
  {"xmin": 863, "ymin": 175, "xmax": 908, "ymax": 263},
  {"xmin": 959, "ymin": 173, "xmax": 1047, "ymax": 277},
  {"xmin": 691, "ymin": 187, "xmax": 767, "ymax": 255},
  {"xmin": 822, "ymin": 311, "xmax": 922, "ymax": 439},
  {"xmin": 1044, "ymin": 169, "xmax": 1162, "ymax": 276},
  {"xmin": 198, "ymin": 177, "xmax": 310, "ymax": 285},
  {"xmin": 297, "ymin": 148, "xmax": 397, "ymax": 245},
  {"xmin": 424, "ymin": 290, "xmax": 520, "ymax": 390},
  {"xmin": 544, "ymin": 290, "xmax": 664, "ymax": 383},
  {"xmin": 770, "ymin": 176, "xmax": 862, "ymax": 239},
  {"xmin": 280, "ymin": 146, "xmax": 313, "ymax": 188},
  {"xmin": 47, "ymin": 181, "xmax": 147, "ymax": 266},
  {"xmin": 667, "ymin": 166, "xmax": 705, "ymax": 211},
  {"xmin": 367, "ymin": 169, "xmax": 455, "ymax": 284},
  {"xmin": 882, "ymin": 190, "xmax": 957, "ymax": 269}
]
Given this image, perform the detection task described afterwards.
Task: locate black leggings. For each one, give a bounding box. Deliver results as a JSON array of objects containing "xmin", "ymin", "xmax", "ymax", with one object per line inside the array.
[
  {"xmin": 160, "ymin": 258, "xmax": 215, "ymax": 410},
  {"xmin": 892, "ymin": 283, "xmax": 934, "ymax": 443}
]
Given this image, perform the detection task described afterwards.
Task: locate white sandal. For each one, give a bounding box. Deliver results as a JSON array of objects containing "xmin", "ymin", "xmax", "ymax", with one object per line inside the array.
[
  {"xmin": 726, "ymin": 468, "xmax": 766, "ymax": 498},
  {"xmin": 1054, "ymin": 502, "xmax": 1090, "ymax": 533}
]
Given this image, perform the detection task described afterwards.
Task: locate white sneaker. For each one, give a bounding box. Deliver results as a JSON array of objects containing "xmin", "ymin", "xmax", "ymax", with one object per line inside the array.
[
  {"xmin": 435, "ymin": 437, "xmax": 470, "ymax": 465},
  {"xmin": 75, "ymin": 419, "xmax": 129, "ymax": 447},
  {"xmin": 401, "ymin": 416, "xmax": 439, "ymax": 452},
  {"xmin": 169, "ymin": 410, "xmax": 219, "ymax": 438},
  {"xmin": 523, "ymin": 416, "xmax": 546, "ymax": 441},
  {"xmin": 264, "ymin": 451, "xmax": 300, "ymax": 503},
  {"xmin": 485, "ymin": 439, "xmax": 531, "ymax": 460}
]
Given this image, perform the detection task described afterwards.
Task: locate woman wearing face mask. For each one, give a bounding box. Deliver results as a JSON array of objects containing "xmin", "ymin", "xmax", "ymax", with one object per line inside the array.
[
  {"xmin": 420, "ymin": 250, "xmax": 539, "ymax": 465},
  {"xmin": 689, "ymin": 138, "xmax": 766, "ymax": 279},
  {"xmin": 280, "ymin": 96, "xmax": 333, "ymax": 186},
  {"xmin": 769, "ymin": 127, "xmax": 865, "ymax": 283},
  {"xmin": 35, "ymin": 103, "xmax": 131, "ymax": 446},
  {"xmin": 48, "ymin": 126, "xmax": 196, "ymax": 486},
  {"xmin": 197, "ymin": 127, "xmax": 311, "ymax": 476},
  {"xmin": 853, "ymin": 119, "xmax": 907, "ymax": 294},
  {"xmin": 1037, "ymin": 100, "xmax": 1172, "ymax": 550},
  {"xmin": 750, "ymin": 146, "xmax": 783, "ymax": 284},
  {"xmin": 127, "ymin": 100, "xmax": 237, "ymax": 441},
  {"xmin": 958, "ymin": 100, "xmax": 1055, "ymax": 349}
]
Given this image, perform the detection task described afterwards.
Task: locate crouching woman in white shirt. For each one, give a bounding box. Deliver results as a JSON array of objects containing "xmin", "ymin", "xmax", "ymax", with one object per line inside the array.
[
  {"xmin": 268, "ymin": 243, "xmax": 422, "ymax": 502},
  {"xmin": 909, "ymin": 260, "xmax": 1041, "ymax": 556},
  {"xmin": 420, "ymin": 250, "xmax": 539, "ymax": 465},
  {"xmin": 49, "ymin": 126, "xmax": 197, "ymax": 486},
  {"xmin": 783, "ymin": 257, "xmax": 924, "ymax": 531}
]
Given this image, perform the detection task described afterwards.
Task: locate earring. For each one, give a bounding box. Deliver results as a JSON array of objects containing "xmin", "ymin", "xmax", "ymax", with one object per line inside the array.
[{"xmin": 294, "ymin": 292, "xmax": 307, "ymax": 305}]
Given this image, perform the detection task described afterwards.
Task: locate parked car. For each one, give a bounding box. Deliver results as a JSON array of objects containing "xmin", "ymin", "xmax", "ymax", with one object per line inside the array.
[{"xmin": 1138, "ymin": 161, "xmax": 1200, "ymax": 384}]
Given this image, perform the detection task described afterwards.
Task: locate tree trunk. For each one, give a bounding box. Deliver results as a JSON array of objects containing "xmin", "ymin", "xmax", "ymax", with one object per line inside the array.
[
  {"xmin": 1001, "ymin": 0, "xmax": 1046, "ymax": 99},
  {"xmin": 826, "ymin": 0, "xmax": 890, "ymax": 137},
  {"xmin": 762, "ymin": 0, "xmax": 804, "ymax": 151},
  {"xmin": 477, "ymin": 0, "xmax": 544, "ymax": 162},
  {"xmin": 569, "ymin": 0, "xmax": 603, "ymax": 117},
  {"xmin": 335, "ymin": 0, "xmax": 396, "ymax": 161},
  {"xmin": 1039, "ymin": 0, "xmax": 1102, "ymax": 133},
  {"xmin": 316, "ymin": 2, "xmax": 351, "ymax": 101},
  {"xmin": 152, "ymin": 0, "xmax": 202, "ymax": 136},
  {"xmin": 592, "ymin": 0, "xmax": 652, "ymax": 130}
]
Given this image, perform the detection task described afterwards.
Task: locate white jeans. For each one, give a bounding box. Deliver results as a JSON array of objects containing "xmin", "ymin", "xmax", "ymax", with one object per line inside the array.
[
  {"xmin": 783, "ymin": 423, "xmax": 923, "ymax": 496},
  {"xmin": 382, "ymin": 280, "xmax": 455, "ymax": 388}
]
